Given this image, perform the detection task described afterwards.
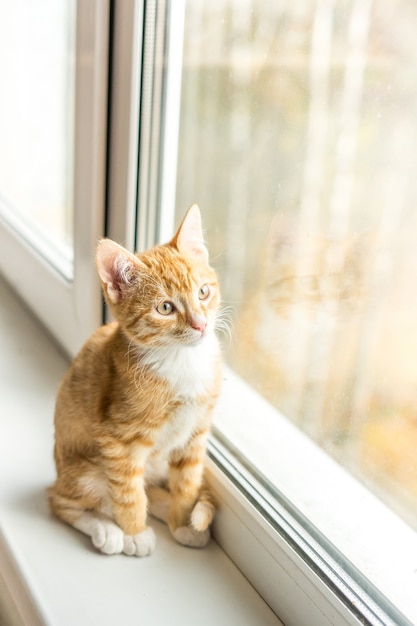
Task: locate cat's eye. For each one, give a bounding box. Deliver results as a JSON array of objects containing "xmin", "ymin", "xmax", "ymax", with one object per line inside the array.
[
  {"xmin": 198, "ymin": 285, "xmax": 210, "ymax": 300},
  {"xmin": 156, "ymin": 301, "xmax": 175, "ymax": 315}
]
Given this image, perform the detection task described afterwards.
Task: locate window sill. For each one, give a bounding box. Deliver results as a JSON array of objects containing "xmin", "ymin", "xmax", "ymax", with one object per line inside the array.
[
  {"xmin": 0, "ymin": 276, "xmax": 281, "ymax": 626},
  {"xmin": 212, "ymin": 370, "xmax": 417, "ymax": 625}
]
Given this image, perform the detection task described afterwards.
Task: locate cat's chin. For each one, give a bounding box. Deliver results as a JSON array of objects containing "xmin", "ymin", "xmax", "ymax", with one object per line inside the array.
[
  {"xmin": 135, "ymin": 332, "xmax": 206, "ymax": 351},
  {"xmin": 183, "ymin": 330, "xmax": 209, "ymax": 346}
]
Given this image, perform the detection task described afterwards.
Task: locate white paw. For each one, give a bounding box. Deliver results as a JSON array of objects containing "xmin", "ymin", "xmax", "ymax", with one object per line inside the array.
[
  {"xmin": 91, "ymin": 520, "xmax": 124, "ymax": 555},
  {"xmin": 190, "ymin": 501, "xmax": 215, "ymax": 532},
  {"xmin": 173, "ymin": 525, "xmax": 210, "ymax": 548},
  {"xmin": 123, "ymin": 527, "xmax": 156, "ymax": 557}
]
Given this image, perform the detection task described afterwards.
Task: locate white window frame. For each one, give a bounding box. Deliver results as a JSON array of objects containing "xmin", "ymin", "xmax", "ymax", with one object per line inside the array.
[
  {"xmin": 0, "ymin": 0, "xmax": 109, "ymax": 358},
  {"xmin": 208, "ymin": 375, "xmax": 417, "ymax": 626},
  {"xmin": 107, "ymin": 0, "xmax": 183, "ymax": 250}
]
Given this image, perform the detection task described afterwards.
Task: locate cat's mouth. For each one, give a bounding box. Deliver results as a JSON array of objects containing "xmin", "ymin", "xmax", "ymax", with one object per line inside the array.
[
  {"xmin": 190, "ymin": 330, "xmax": 206, "ymax": 342},
  {"xmin": 184, "ymin": 327, "xmax": 208, "ymax": 345}
]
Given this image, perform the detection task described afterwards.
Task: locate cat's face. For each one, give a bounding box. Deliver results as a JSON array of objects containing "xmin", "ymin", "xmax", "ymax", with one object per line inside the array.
[
  {"xmin": 120, "ymin": 245, "xmax": 219, "ymax": 347},
  {"xmin": 96, "ymin": 206, "xmax": 220, "ymax": 348}
]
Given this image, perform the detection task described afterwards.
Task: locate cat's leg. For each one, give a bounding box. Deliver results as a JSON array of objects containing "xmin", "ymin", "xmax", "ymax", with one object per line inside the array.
[
  {"xmin": 48, "ymin": 485, "xmax": 125, "ymax": 555},
  {"xmin": 189, "ymin": 485, "xmax": 216, "ymax": 532},
  {"xmin": 167, "ymin": 432, "xmax": 215, "ymax": 548},
  {"xmin": 171, "ymin": 499, "xmax": 215, "ymax": 547},
  {"xmin": 75, "ymin": 512, "xmax": 125, "ymax": 555},
  {"xmin": 171, "ymin": 484, "xmax": 216, "ymax": 548},
  {"xmin": 49, "ymin": 460, "xmax": 155, "ymax": 557},
  {"xmin": 99, "ymin": 439, "xmax": 156, "ymax": 557},
  {"xmin": 148, "ymin": 483, "xmax": 216, "ymax": 531},
  {"xmin": 148, "ymin": 484, "xmax": 215, "ymax": 548}
]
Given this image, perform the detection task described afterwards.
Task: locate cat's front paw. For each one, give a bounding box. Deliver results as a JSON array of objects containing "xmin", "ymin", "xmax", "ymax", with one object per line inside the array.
[
  {"xmin": 173, "ymin": 525, "xmax": 210, "ymax": 549},
  {"xmin": 91, "ymin": 520, "xmax": 124, "ymax": 555},
  {"xmin": 190, "ymin": 499, "xmax": 215, "ymax": 532},
  {"xmin": 123, "ymin": 527, "xmax": 156, "ymax": 557}
]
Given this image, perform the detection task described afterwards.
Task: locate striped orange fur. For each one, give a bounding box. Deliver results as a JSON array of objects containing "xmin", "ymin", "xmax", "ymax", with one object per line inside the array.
[{"xmin": 48, "ymin": 206, "xmax": 222, "ymax": 556}]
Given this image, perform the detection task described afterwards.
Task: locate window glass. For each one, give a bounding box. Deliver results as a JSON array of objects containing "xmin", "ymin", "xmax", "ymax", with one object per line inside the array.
[
  {"xmin": 175, "ymin": 0, "xmax": 417, "ymax": 532},
  {"xmin": 0, "ymin": 0, "xmax": 75, "ymax": 273}
]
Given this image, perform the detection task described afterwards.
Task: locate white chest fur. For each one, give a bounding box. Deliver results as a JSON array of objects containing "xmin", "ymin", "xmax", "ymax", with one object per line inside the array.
[
  {"xmin": 140, "ymin": 332, "xmax": 219, "ymax": 399},
  {"xmin": 142, "ymin": 334, "xmax": 218, "ymax": 484},
  {"xmin": 155, "ymin": 401, "xmax": 198, "ymax": 452}
]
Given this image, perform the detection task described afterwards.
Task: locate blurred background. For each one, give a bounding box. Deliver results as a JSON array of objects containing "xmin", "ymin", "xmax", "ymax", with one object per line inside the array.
[{"xmin": 175, "ymin": 0, "xmax": 417, "ymax": 529}]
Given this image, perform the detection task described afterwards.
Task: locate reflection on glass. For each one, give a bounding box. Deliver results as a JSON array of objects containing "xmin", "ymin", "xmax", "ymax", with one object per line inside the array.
[
  {"xmin": 0, "ymin": 0, "xmax": 75, "ymax": 271},
  {"xmin": 175, "ymin": 0, "xmax": 417, "ymax": 529}
]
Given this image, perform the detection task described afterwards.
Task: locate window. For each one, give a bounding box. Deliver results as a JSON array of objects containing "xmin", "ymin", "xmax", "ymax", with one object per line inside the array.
[
  {"xmin": 0, "ymin": 0, "xmax": 74, "ymax": 265},
  {"xmin": 148, "ymin": 1, "xmax": 417, "ymax": 624},
  {"xmin": 0, "ymin": 0, "xmax": 109, "ymax": 357},
  {"xmin": 5, "ymin": 1, "xmax": 417, "ymax": 624},
  {"xmin": 175, "ymin": 0, "xmax": 417, "ymax": 525}
]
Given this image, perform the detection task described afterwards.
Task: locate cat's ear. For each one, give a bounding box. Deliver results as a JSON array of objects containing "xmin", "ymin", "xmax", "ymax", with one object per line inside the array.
[
  {"xmin": 96, "ymin": 239, "xmax": 142, "ymax": 304},
  {"xmin": 171, "ymin": 204, "xmax": 208, "ymax": 263}
]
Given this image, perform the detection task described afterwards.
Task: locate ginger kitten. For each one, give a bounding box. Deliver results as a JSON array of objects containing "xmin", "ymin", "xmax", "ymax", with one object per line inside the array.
[{"xmin": 49, "ymin": 205, "xmax": 222, "ymax": 556}]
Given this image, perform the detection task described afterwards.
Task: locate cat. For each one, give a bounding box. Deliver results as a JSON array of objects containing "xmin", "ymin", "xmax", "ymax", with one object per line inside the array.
[{"xmin": 48, "ymin": 205, "xmax": 222, "ymax": 557}]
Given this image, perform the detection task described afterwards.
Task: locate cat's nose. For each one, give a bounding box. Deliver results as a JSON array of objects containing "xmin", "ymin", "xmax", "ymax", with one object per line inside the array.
[{"xmin": 190, "ymin": 315, "xmax": 207, "ymax": 333}]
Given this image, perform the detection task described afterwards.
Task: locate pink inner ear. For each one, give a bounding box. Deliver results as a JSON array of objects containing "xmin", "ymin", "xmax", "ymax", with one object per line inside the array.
[
  {"xmin": 174, "ymin": 204, "xmax": 209, "ymax": 262},
  {"xmin": 96, "ymin": 239, "xmax": 138, "ymax": 304}
]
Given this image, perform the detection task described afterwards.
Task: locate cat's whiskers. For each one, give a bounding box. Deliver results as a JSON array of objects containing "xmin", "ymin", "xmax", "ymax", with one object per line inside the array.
[
  {"xmin": 125, "ymin": 338, "xmax": 137, "ymax": 369},
  {"xmin": 215, "ymin": 305, "xmax": 235, "ymax": 344}
]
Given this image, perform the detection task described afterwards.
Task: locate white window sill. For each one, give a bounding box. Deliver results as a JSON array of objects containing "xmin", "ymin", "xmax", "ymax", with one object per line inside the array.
[
  {"xmin": 212, "ymin": 366, "xmax": 417, "ymax": 625},
  {"xmin": 0, "ymin": 276, "xmax": 282, "ymax": 626}
]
